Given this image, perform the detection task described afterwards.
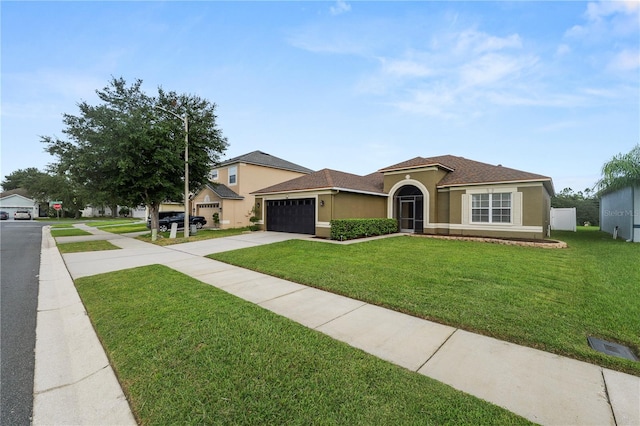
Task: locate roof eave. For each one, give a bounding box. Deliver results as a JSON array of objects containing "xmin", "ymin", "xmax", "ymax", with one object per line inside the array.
[{"xmin": 438, "ymin": 178, "xmax": 554, "ymax": 189}]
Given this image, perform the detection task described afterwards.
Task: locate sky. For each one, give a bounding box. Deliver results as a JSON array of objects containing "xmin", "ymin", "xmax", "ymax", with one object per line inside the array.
[{"xmin": 2, "ymin": 1, "xmax": 639, "ymax": 193}]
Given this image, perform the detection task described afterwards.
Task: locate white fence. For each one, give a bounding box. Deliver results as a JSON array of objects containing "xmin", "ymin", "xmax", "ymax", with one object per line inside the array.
[{"xmin": 550, "ymin": 207, "xmax": 576, "ymax": 231}]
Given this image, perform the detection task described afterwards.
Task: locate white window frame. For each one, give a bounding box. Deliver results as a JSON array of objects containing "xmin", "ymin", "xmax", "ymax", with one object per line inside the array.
[
  {"xmin": 471, "ymin": 192, "xmax": 512, "ymax": 224},
  {"xmin": 210, "ymin": 169, "xmax": 218, "ymax": 181},
  {"xmin": 228, "ymin": 166, "xmax": 237, "ymax": 186}
]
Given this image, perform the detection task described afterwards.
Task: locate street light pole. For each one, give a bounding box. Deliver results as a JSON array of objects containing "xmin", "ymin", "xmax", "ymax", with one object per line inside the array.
[{"xmin": 156, "ymin": 105, "xmax": 190, "ymax": 238}]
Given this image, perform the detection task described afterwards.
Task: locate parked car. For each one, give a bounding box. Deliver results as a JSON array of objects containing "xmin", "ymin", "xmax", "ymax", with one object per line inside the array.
[
  {"xmin": 14, "ymin": 210, "xmax": 32, "ymax": 220},
  {"xmin": 147, "ymin": 213, "xmax": 207, "ymax": 232},
  {"xmin": 0, "ymin": 211, "xmax": 9, "ymax": 220}
]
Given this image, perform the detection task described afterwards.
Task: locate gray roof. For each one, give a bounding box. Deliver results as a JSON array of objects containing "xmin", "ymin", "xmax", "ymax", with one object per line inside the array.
[
  {"xmin": 216, "ymin": 151, "xmax": 314, "ymax": 174},
  {"xmin": 206, "ymin": 183, "xmax": 244, "ymax": 200}
]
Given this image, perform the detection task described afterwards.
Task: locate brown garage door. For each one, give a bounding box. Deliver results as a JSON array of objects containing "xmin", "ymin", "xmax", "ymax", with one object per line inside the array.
[{"xmin": 266, "ymin": 198, "xmax": 315, "ymax": 234}]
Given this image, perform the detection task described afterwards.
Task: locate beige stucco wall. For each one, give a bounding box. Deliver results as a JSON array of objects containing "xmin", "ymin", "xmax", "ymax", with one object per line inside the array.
[
  {"xmin": 205, "ymin": 163, "xmax": 309, "ymax": 228},
  {"xmin": 384, "ymin": 168, "xmax": 448, "ymax": 227},
  {"xmin": 332, "ymin": 192, "xmax": 386, "ymax": 219}
]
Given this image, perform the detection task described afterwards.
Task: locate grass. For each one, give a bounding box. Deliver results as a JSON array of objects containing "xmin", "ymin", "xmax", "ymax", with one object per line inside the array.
[
  {"xmin": 136, "ymin": 227, "xmax": 252, "ymax": 246},
  {"xmin": 89, "ymin": 218, "xmax": 141, "ymax": 227},
  {"xmin": 57, "ymin": 240, "xmax": 121, "ymax": 253},
  {"xmin": 97, "ymin": 222, "xmax": 148, "ymax": 234},
  {"xmin": 50, "ymin": 228, "xmax": 92, "ymax": 237},
  {"xmin": 76, "ymin": 265, "xmax": 531, "ymax": 425},
  {"xmin": 210, "ymin": 228, "xmax": 640, "ymax": 376}
]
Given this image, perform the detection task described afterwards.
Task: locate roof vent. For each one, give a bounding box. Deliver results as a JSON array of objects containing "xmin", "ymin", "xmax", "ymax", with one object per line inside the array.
[{"xmin": 587, "ymin": 337, "xmax": 638, "ymax": 361}]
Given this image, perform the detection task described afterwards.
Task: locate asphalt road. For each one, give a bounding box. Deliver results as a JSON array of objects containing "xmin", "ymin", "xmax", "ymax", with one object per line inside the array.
[{"xmin": 1, "ymin": 221, "xmax": 45, "ymax": 425}]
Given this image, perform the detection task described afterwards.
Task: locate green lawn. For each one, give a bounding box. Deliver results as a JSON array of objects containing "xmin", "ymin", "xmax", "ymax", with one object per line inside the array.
[
  {"xmin": 136, "ymin": 227, "xmax": 252, "ymax": 246},
  {"xmin": 210, "ymin": 228, "xmax": 640, "ymax": 376},
  {"xmin": 89, "ymin": 218, "xmax": 141, "ymax": 227},
  {"xmin": 57, "ymin": 240, "xmax": 121, "ymax": 253},
  {"xmin": 76, "ymin": 266, "xmax": 531, "ymax": 425},
  {"xmin": 97, "ymin": 222, "xmax": 148, "ymax": 234},
  {"xmin": 50, "ymin": 228, "xmax": 92, "ymax": 237}
]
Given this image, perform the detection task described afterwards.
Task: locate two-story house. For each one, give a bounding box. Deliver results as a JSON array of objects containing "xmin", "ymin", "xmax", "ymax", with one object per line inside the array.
[{"xmin": 191, "ymin": 151, "xmax": 314, "ymax": 229}]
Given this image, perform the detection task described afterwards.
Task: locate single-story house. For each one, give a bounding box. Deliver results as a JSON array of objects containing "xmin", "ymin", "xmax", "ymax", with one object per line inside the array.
[
  {"xmin": 191, "ymin": 151, "xmax": 314, "ymax": 228},
  {"xmin": 253, "ymin": 155, "xmax": 554, "ymax": 240},
  {"xmin": 600, "ymin": 185, "xmax": 639, "ymax": 242},
  {"xmin": 0, "ymin": 190, "xmax": 39, "ymax": 219}
]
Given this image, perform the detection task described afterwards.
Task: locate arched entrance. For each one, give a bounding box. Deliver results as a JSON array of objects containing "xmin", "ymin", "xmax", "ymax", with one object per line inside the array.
[{"xmin": 394, "ymin": 185, "xmax": 424, "ymax": 233}]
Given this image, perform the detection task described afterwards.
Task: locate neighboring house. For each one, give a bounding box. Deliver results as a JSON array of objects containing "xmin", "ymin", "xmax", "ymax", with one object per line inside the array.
[
  {"xmin": 191, "ymin": 151, "xmax": 314, "ymax": 228},
  {"xmin": 82, "ymin": 205, "xmax": 147, "ymax": 218},
  {"xmin": 600, "ymin": 186, "xmax": 640, "ymax": 242},
  {"xmin": 0, "ymin": 190, "xmax": 39, "ymax": 219},
  {"xmin": 253, "ymin": 155, "xmax": 554, "ymax": 240}
]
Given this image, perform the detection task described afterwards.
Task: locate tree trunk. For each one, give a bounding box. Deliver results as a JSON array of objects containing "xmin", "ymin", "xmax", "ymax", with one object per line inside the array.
[{"xmin": 148, "ymin": 202, "xmax": 160, "ymax": 241}]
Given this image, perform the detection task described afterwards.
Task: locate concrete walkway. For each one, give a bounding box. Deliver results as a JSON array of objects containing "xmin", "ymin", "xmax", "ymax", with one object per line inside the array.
[{"xmin": 35, "ymin": 225, "xmax": 640, "ymax": 425}]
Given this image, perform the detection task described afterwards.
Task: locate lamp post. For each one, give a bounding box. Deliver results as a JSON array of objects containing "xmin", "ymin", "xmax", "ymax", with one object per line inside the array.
[{"xmin": 156, "ymin": 105, "xmax": 190, "ymax": 238}]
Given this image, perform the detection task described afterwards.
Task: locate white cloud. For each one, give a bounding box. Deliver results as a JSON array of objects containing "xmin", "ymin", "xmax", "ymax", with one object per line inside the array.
[
  {"xmin": 330, "ymin": 0, "xmax": 351, "ymax": 16},
  {"xmin": 459, "ymin": 53, "xmax": 537, "ymax": 88},
  {"xmin": 455, "ymin": 30, "xmax": 522, "ymax": 54},
  {"xmin": 585, "ymin": 0, "xmax": 639, "ymax": 22},
  {"xmin": 607, "ymin": 49, "xmax": 640, "ymax": 72},
  {"xmin": 379, "ymin": 57, "xmax": 433, "ymax": 78},
  {"xmin": 556, "ymin": 44, "xmax": 571, "ymax": 57}
]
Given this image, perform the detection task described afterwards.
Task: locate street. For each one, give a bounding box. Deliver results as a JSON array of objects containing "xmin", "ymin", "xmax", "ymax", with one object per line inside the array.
[{"xmin": 1, "ymin": 221, "xmax": 45, "ymax": 425}]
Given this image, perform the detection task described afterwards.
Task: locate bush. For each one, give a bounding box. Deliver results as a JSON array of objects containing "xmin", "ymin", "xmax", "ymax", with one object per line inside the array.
[{"xmin": 330, "ymin": 218, "xmax": 398, "ymax": 241}]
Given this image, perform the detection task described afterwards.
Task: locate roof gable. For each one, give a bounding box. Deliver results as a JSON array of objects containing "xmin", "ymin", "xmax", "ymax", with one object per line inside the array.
[
  {"xmin": 206, "ymin": 183, "xmax": 243, "ymax": 200},
  {"xmin": 216, "ymin": 150, "xmax": 314, "ymax": 174},
  {"xmin": 253, "ymin": 169, "xmax": 385, "ymax": 195},
  {"xmin": 381, "ymin": 155, "xmax": 552, "ymax": 189}
]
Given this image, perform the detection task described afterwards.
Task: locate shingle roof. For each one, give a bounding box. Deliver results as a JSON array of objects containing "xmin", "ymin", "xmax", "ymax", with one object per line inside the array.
[
  {"xmin": 217, "ymin": 151, "xmax": 314, "ymax": 174},
  {"xmin": 380, "ymin": 155, "xmax": 552, "ymax": 188},
  {"xmin": 253, "ymin": 169, "xmax": 385, "ymax": 195},
  {"xmin": 206, "ymin": 183, "xmax": 244, "ymax": 200}
]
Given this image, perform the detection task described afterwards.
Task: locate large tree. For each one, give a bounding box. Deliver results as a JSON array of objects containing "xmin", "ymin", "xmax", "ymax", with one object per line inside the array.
[
  {"xmin": 1, "ymin": 167, "xmax": 48, "ymax": 191},
  {"xmin": 43, "ymin": 77, "xmax": 228, "ymax": 235},
  {"xmin": 597, "ymin": 144, "xmax": 640, "ymax": 194}
]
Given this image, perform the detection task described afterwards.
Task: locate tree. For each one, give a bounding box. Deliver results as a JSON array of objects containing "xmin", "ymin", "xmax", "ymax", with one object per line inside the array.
[
  {"xmin": 43, "ymin": 77, "xmax": 228, "ymax": 235},
  {"xmin": 1, "ymin": 167, "xmax": 48, "ymax": 191},
  {"xmin": 551, "ymin": 187, "xmax": 600, "ymax": 226},
  {"xmin": 597, "ymin": 144, "xmax": 640, "ymax": 194}
]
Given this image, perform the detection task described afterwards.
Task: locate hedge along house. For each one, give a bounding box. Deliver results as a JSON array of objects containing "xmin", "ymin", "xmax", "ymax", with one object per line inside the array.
[
  {"xmin": 253, "ymin": 155, "xmax": 555, "ymax": 240},
  {"xmin": 191, "ymin": 151, "xmax": 314, "ymax": 229}
]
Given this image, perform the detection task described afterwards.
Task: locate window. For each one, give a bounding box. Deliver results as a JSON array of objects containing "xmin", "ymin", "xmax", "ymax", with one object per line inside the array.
[
  {"xmin": 228, "ymin": 166, "xmax": 237, "ymax": 185},
  {"xmin": 472, "ymin": 193, "xmax": 511, "ymax": 223},
  {"xmin": 210, "ymin": 170, "xmax": 218, "ymax": 181}
]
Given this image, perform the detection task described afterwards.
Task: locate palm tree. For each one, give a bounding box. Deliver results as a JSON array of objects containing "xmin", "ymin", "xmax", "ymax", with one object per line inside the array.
[{"xmin": 597, "ymin": 144, "xmax": 640, "ymax": 194}]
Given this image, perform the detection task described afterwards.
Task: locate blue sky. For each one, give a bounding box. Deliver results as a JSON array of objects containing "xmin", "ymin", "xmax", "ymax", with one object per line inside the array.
[{"xmin": 2, "ymin": 1, "xmax": 638, "ymax": 192}]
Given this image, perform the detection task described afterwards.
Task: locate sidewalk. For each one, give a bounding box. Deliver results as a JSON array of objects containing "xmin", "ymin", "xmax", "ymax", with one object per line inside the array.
[{"xmin": 34, "ymin": 225, "xmax": 640, "ymax": 425}]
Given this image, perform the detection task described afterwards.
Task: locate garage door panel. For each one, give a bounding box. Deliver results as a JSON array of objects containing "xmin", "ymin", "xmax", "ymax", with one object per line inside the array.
[{"xmin": 267, "ymin": 199, "xmax": 315, "ymax": 234}]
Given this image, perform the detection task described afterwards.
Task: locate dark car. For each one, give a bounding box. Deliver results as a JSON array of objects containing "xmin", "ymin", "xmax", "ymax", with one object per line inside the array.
[
  {"xmin": 0, "ymin": 211, "xmax": 8, "ymax": 220},
  {"xmin": 147, "ymin": 213, "xmax": 207, "ymax": 232}
]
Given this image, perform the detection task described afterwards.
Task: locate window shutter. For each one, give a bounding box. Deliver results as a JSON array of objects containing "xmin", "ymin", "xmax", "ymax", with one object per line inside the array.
[
  {"xmin": 513, "ymin": 192, "xmax": 522, "ymax": 226},
  {"xmin": 461, "ymin": 194, "xmax": 470, "ymax": 225}
]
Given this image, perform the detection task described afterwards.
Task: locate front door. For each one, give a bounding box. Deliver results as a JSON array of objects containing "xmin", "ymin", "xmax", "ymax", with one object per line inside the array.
[
  {"xmin": 395, "ymin": 185, "xmax": 424, "ymax": 233},
  {"xmin": 399, "ymin": 199, "xmax": 414, "ymax": 232}
]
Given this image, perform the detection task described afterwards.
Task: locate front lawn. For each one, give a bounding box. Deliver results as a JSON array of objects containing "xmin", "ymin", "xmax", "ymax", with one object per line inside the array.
[
  {"xmin": 97, "ymin": 222, "xmax": 148, "ymax": 234},
  {"xmin": 210, "ymin": 228, "xmax": 640, "ymax": 376},
  {"xmin": 76, "ymin": 266, "xmax": 530, "ymax": 425},
  {"xmin": 57, "ymin": 240, "xmax": 121, "ymax": 253},
  {"xmin": 136, "ymin": 227, "xmax": 252, "ymax": 246},
  {"xmin": 50, "ymin": 228, "xmax": 92, "ymax": 237}
]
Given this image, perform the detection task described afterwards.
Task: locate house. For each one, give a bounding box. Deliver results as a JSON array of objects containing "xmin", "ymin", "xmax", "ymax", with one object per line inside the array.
[
  {"xmin": 253, "ymin": 155, "xmax": 554, "ymax": 240},
  {"xmin": 600, "ymin": 186, "xmax": 640, "ymax": 242},
  {"xmin": 191, "ymin": 151, "xmax": 314, "ymax": 228},
  {"xmin": 0, "ymin": 190, "xmax": 39, "ymax": 219}
]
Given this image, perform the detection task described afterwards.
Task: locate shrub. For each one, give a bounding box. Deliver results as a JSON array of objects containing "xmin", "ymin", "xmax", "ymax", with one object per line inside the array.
[{"xmin": 330, "ymin": 218, "xmax": 398, "ymax": 241}]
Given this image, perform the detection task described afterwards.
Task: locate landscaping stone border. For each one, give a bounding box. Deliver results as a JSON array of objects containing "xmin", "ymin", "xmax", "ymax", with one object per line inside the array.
[{"xmin": 412, "ymin": 234, "xmax": 568, "ymax": 248}]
